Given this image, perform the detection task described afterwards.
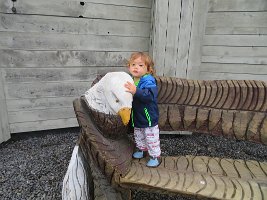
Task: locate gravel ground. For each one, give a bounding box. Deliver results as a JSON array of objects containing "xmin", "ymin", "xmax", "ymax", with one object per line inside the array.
[{"xmin": 1, "ymin": 128, "xmax": 266, "ymax": 200}]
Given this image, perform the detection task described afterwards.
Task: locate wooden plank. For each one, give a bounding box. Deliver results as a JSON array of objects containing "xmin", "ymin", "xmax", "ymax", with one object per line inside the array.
[
  {"xmin": 203, "ymin": 35, "xmax": 267, "ymax": 46},
  {"xmin": 199, "ymin": 72, "xmax": 267, "ymax": 81},
  {"xmin": 0, "ymin": 32, "xmax": 149, "ymax": 51},
  {"xmin": 175, "ymin": 0, "xmax": 194, "ymax": 78},
  {"xmin": 150, "ymin": 0, "xmax": 169, "ymax": 76},
  {"xmin": 8, "ymin": 107, "xmax": 75, "ymax": 123},
  {"xmin": 0, "ymin": 0, "xmax": 151, "ymax": 13},
  {"xmin": 7, "ymin": 97, "xmax": 75, "ymax": 112},
  {"xmin": 202, "ymin": 56, "xmax": 267, "ymax": 65},
  {"xmin": 2, "ymin": 67, "xmax": 124, "ymax": 83},
  {"xmin": 0, "ymin": 13, "xmax": 150, "ymax": 37},
  {"xmin": 149, "ymin": 0, "xmax": 155, "ymax": 57},
  {"xmin": 206, "ymin": 12, "xmax": 267, "ymax": 28},
  {"xmin": 82, "ymin": 0, "xmax": 152, "ymax": 8},
  {"xmin": 164, "ymin": 0, "xmax": 182, "ymax": 77},
  {"xmin": 0, "ymin": 50, "xmax": 131, "ymax": 68},
  {"xmin": 4, "ymin": 0, "xmax": 151, "ymax": 22},
  {"xmin": 208, "ymin": 0, "xmax": 267, "ymax": 12},
  {"xmin": 187, "ymin": 0, "xmax": 209, "ymax": 79},
  {"xmin": 202, "ymin": 46, "xmax": 267, "ymax": 57},
  {"xmin": 4, "ymin": 81, "xmax": 93, "ymax": 99},
  {"xmin": 200, "ymin": 63, "xmax": 267, "ymax": 74},
  {"xmin": 10, "ymin": 118, "xmax": 78, "ymax": 133},
  {"xmin": 0, "ymin": 69, "xmax": 10, "ymax": 143},
  {"xmin": 206, "ymin": 27, "xmax": 267, "ymax": 35}
]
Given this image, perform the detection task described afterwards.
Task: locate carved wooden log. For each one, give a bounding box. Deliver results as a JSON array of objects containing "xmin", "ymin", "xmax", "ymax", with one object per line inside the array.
[
  {"xmin": 155, "ymin": 77, "xmax": 267, "ymax": 145},
  {"xmin": 156, "ymin": 77, "xmax": 267, "ymax": 112},
  {"xmin": 158, "ymin": 104, "xmax": 267, "ymax": 144}
]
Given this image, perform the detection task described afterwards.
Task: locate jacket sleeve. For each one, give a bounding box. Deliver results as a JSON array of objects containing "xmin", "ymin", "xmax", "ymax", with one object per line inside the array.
[{"xmin": 134, "ymin": 87, "xmax": 157, "ymax": 103}]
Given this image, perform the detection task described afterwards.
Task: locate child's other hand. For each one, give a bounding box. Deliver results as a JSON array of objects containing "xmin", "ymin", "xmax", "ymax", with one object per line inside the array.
[{"xmin": 124, "ymin": 81, "xmax": 136, "ymax": 94}]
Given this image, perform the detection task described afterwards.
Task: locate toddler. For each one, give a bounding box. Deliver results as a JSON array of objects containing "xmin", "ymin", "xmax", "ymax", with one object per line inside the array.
[{"xmin": 124, "ymin": 52, "xmax": 161, "ymax": 167}]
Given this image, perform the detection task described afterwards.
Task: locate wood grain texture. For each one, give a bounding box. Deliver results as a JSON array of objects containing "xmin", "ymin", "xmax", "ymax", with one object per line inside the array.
[
  {"xmin": 150, "ymin": 0, "xmax": 207, "ymax": 78},
  {"xmin": 5, "ymin": 81, "xmax": 91, "ymax": 99},
  {"xmin": 207, "ymin": 12, "xmax": 267, "ymax": 28},
  {"xmin": 120, "ymin": 156, "xmax": 267, "ymax": 199},
  {"xmin": 199, "ymin": 72, "xmax": 267, "ymax": 81},
  {"xmin": 62, "ymin": 146, "xmax": 89, "ymax": 200},
  {"xmin": 0, "ymin": 50, "xmax": 130, "ymax": 68},
  {"xmin": 187, "ymin": 0, "xmax": 209, "ymax": 79},
  {"xmin": 176, "ymin": 0, "xmax": 194, "ymax": 78},
  {"xmin": 204, "ymin": 35, "xmax": 267, "ymax": 47},
  {"xmin": 3, "ymin": 67, "xmax": 124, "ymax": 83},
  {"xmin": 8, "ymin": 107, "xmax": 75, "ymax": 123},
  {"xmin": 2, "ymin": 0, "xmax": 151, "ymax": 22},
  {"xmin": 200, "ymin": 63, "xmax": 267, "ymax": 74},
  {"xmin": 163, "ymin": 0, "xmax": 181, "ymax": 77},
  {"xmin": 0, "ymin": 69, "xmax": 10, "ymax": 143},
  {"xmin": 155, "ymin": 76, "xmax": 267, "ymax": 144},
  {"xmin": 10, "ymin": 118, "xmax": 78, "ymax": 133},
  {"xmin": 156, "ymin": 76, "xmax": 267, "ymax": 112},
  {"xmin": 206, "ymin": 27, "xmax": 267, "ymax": 35},
  {"xmin": 0, "ymin": 32, "xmax": 149, "ymax": 51},
  {"xmin": 0, "ymin": 13, "xmax": 150, "ymax": 37},
  {"xmin": 208, "ymin": 0, "xmax": 267, "ymax": 11},
  {"xmin": 0, "ymin": 0, "xmax": 151, "ymax": 135},
  {"xmin": 201, "ymin": 0, "xmax": 267, "ymax": 81},
  {"xmin": 6, "ymin": 97, "xmax": 76, "ymax": 111}
]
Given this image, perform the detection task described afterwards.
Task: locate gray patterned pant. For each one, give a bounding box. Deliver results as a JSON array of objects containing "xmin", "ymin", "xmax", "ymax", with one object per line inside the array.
[{"xmin": 134, "ymin": 125, "xmax": 161, "ymax": 158}]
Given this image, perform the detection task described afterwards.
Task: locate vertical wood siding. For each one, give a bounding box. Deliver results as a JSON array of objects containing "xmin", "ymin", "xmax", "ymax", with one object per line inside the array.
[
  {"xmin": 150, "ymin": 0, "xmax": 208, "ymax": 78},
  {"xmin": 200, "ymin": 0, "xmax": 267, "ymax": 80},
  {"xmin": 0, "ymin": 0, "xmax": 152, "ymax": 137}
]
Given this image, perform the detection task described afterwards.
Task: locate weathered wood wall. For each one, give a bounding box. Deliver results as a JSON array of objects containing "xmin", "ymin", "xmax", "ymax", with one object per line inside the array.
[
  {"xmin": 200, "ymin": 0, "xmax": 267, "ymax": 80},
  {"xmin": 1, "ymin": 0, "xmax": 266, "ymax": 143},
  {"xmin": 0, "ymin": 0, "xmax": 152, "ymax": 141},
  {"xmin": 150, "ymin": 0, "xmax": 267, "ymax": 81}
]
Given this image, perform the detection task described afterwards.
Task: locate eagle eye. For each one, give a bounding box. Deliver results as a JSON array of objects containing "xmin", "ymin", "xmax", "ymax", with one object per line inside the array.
[{"xmin": 116, "ymin": 99, "xmax": 119, "ymax": 103}]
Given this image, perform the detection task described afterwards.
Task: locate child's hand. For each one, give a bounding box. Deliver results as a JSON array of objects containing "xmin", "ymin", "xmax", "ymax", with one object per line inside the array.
[{"xmin": 124, "ymin": 81, "xmax": 136, "ymax": 95}]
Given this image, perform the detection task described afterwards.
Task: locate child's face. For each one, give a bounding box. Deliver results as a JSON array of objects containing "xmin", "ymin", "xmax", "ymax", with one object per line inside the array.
[{"xmin": 128, "ymin": 56, "xmax": 148, "ymax": 78}]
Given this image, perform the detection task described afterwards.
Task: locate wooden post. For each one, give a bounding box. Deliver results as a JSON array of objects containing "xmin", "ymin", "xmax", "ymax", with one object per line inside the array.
[
  {"xmin": 187, "ymin": 0, "xmax": 209, "ymax": 79},
  {"xmin": 0, "ymin": 69, "xmax": 11, "ymax": 143}
]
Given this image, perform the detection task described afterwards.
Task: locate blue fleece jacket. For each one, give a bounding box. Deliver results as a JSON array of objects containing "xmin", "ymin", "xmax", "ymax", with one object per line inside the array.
[{"xmin": 131, "ymin": 74, "xmax": 159, "ymax": 128}]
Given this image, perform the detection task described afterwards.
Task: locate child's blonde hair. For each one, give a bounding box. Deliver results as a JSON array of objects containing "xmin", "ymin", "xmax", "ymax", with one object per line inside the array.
[{"xmin": 127, "ymin": 52, "xmax": 156, "ymax": 76}]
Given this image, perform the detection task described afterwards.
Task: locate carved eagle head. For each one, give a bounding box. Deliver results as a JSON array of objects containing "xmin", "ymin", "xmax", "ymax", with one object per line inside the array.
[{"xmin": 85, "ymin": 72, "xmax": 133, "ymax": 125}]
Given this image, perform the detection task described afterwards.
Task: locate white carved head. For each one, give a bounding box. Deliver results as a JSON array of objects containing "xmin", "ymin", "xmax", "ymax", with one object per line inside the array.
[{"xmin": 85, "ymin": 72, "xmax": 133, "ymax": 125}]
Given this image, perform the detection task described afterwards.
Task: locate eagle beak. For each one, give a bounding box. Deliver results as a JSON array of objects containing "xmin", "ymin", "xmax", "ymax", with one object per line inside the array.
[{"xmin": 118, "ymin": 107, "xmax": 131, "ymax": 125}]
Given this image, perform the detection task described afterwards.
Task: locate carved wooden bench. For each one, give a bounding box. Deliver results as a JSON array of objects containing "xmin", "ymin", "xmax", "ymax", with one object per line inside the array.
[{"xmin": 63, "ymin": 75, "xmax": 267, "ymax": 200}]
